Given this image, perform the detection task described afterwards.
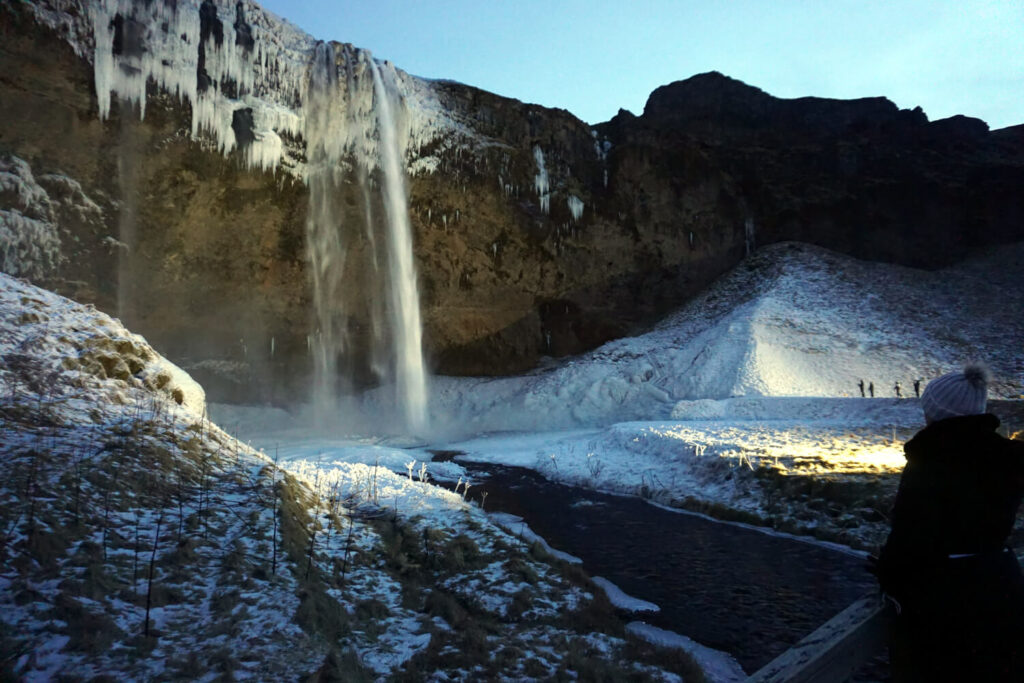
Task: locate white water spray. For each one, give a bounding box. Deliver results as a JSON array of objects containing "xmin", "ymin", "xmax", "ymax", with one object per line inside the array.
[{"xmin": 370, "ymin": 60, "xmax": 428, "ymax": 432}]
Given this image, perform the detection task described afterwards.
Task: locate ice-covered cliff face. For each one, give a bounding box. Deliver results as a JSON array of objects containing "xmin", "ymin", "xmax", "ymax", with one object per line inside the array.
[
  {"xmin": 28, "ymin": 0, "xmax": 456, "ymax": 176},
  {"xmin": 0, "ymin": 154, "xmax": 105, "ymax": 280}
]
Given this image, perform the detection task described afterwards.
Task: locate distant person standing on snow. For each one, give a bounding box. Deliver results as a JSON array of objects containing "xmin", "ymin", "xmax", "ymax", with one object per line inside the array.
[
  {"xmin": 895, "ymin": 381, "xmax": 902, "ymax": 399},
  {"xmin": 914, "ymin": 379, "xmax": 921, "ymax": 398},
  {"xmin": 875, "ymin": 365, "xmax": 1024, "ymax": 681},
  {"xmin": 869, "ymin": 381, "xmax": 875, "ymax": 398},
  {"xmin": 859, "ymin": 379, "xmax": 866, "ymax": 397}
]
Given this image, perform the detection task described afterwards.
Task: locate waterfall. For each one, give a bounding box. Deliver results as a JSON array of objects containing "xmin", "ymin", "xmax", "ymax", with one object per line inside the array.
[
  {"xmin": 304, "ymin": 43, "xmax": 348, "ymax": 422},
  {"xmin": 73, "ymin": 2, "xmax": 446, "ymax": 431},
  {"xmin": 369, "ymin": 60, "xmax": 428, "ymax": 433},
  {"xmin": 304, "ymin": 43, "xmax": 428, "ymax": 433}
]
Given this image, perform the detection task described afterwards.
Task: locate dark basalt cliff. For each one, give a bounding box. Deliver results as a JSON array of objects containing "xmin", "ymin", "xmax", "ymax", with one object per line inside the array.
[
  {"xmin": 607, "ymin": 72, "xmax": 1024, "ymax": 267},
  {"xmin": 2, "ymin": 3, "xmax": 1022, "ymax": 403}
]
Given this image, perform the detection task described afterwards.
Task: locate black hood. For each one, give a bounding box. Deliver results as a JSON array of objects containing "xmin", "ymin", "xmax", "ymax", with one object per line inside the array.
[{"xmin": 904, "ymin": 413, "xmax": 1002, "ymax": 463}]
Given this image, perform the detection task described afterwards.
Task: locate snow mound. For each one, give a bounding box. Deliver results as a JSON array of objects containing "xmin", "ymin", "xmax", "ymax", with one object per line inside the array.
[
  {"xmin": 626, "ymin": 622, "xmax": 746, "ymax": 683},
  {"xmin": 422, "ymin": 241, "xmax": 1024, "ymax": 435},
  {"xmin": 591, "ymin": 577, "xmax": 660, "ymax": 613},
  {"xmin": 0, "ymin": 272, "xmax": 205, "ymax": 417}
]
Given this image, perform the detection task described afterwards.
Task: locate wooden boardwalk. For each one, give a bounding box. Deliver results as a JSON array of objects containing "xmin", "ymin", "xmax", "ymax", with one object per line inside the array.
[
  {"xmin": 746, "ymin": 593, "xmax": 888, "ymax": 682},
  {"xmin": 748, "ymin": 551, "xmax": 1024, "ymax": 681}
]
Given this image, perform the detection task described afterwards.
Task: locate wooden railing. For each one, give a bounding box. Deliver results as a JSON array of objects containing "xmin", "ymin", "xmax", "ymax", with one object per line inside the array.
[
  {"xmin": 748, "ymin": 551, "xmax": 1024, "ymax": 681},
  {"xmin": 746, "ymin": 593, "xmax": 888, "ymax": 682}
]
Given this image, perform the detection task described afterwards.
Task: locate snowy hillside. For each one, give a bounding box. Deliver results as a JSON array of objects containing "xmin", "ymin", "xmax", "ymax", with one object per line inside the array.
[
  {"xmin": 408, "ymin": 241, "xmax": 1024, "ymax": 436},
  {"xmin": 0, "ymin": 273, "xmax": 695, "ymax": 681},
  {"xmin": 217, "ymin": 241, "xmax": 1024, "ymax": 555}
]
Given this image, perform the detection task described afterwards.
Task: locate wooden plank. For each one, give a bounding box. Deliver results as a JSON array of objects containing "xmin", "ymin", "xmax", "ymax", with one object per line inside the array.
[{"xmin": 746, "ymin": 593, "xmax": 888, "ymax": 683}]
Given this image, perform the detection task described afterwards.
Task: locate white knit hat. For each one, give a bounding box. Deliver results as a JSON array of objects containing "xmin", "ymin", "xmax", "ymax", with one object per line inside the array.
[{"xmin": 920, "ymin": 364, "xmax": 989, "ymax": 424}]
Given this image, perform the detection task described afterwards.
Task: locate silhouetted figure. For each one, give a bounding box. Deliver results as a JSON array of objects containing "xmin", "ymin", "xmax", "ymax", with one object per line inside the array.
[
  {"xmin": 895, "ymin": 381, "xmax": 902, "ymax": 399},
  {"xmin": 858, "ymin": 379, "xmax": 865, "ymax": 397},
  {"xmin": 875, "ymin": 365, "xmax": 1024, "ymax": 681},
  {"xmin": 913, "ymin": 379, "xmax": 921, "ymax": 398},
  {"xmin": 869, "ymin": 381, "xmax": 875, "ymax": 398}
]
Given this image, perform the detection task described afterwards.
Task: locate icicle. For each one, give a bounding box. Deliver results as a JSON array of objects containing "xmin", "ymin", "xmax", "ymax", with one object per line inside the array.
[
  {"xmin": 533, "ymin": 146, "xmax": 550, "ymax": 214},
  {"xmin": 76, "ymin": 0, "xmax": 453, "ymax": 177},
  {"xmin": 567, "ymin": 195, "xmax": 584, "ymax": 223}
]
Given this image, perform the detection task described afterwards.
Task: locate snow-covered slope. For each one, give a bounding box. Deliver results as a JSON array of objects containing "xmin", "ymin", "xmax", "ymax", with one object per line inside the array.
[
  {"xmin": 0, "ymin": 274, "xmax": 692, "ymax": 681},
  {"xmin": 0, "ymin": 272, "xmax": 205, "ymax": 416},
  {"xmin": 412, "ymin": 241, "xmax": 1024, "ymax": 436}
]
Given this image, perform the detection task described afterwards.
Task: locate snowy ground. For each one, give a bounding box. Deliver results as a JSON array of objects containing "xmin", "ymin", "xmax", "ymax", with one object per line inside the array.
[
  {"xmin": 4, "ymin": 239, "xmax": 1023, "ymax": 680},
  {"xmin": 1, "ymin": 272, "xmax": 695, "ymax": 682},
  {"xmin": 206, "ymin": 240, "xmax": 1024, "ymax": 677},
  {"xmin": 218, "ymin": 241, "xmax": 1024, "ymax": 551}
]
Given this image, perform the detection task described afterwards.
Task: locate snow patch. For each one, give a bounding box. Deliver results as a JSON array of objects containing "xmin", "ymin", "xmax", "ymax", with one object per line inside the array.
[
  {"xmin": 0, "ymin": 272, "xmax": 206, "ymax": 418},
  {"xmin": 626, "ymin": 622, "xmax": 746, "ymax": 683},
  {"xmin": 488, "ymin": 512, "xmax": 583, "ymax": 564},
  {"xmin": 591, "ymin": 577, "xmax": 659, "ymax": 613}
]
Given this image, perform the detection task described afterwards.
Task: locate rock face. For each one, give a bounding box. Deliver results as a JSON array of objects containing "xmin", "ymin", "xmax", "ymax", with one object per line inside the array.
[
  {"xmin": 607, "ymin": 73, "xmax": 1024, "ymax": 269},
  {"xmin": 2, "ymin": 2, "xmax": 1023, "ymax": 403}
]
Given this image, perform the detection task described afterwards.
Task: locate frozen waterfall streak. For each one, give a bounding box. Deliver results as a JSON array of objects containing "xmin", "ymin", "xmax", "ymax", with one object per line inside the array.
[
  {"xmin": 305, "ymin": 43, "xmax": 347, "ymax": 420},
  {"xmin": 369, "ymin": 60, "xmax": 428, "ymax": 433}
]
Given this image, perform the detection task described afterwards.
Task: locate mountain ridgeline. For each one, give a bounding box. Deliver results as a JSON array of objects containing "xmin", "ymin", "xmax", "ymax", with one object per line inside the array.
[{"xmin": 2, "ymin": 0, "xmax": 1022, "ymax": 403}]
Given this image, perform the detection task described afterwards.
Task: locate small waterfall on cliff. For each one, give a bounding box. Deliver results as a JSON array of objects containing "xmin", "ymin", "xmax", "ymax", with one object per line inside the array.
[
  {"xmin": 115, "ymin": 107, "xmax": 141, "ymax": 326},
  {"xmin": 304, "ymin": 43, "xmax": 347, "ymax": 421},
  {"xmin": 304, "ymin": 43, "xmax": 428, "ymax": 432}
]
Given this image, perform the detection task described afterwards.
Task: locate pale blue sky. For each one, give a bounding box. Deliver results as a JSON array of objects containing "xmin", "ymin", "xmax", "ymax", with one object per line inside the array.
[{"xmin": 258, "ymin": 1, "xmax": 1024, "ymax": 129}]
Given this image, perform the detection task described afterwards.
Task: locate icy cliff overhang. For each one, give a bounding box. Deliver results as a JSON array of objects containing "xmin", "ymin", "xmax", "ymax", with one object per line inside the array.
[{"xmin": 27, "ymin": 0, "xmax": 458, "ymax": 178}]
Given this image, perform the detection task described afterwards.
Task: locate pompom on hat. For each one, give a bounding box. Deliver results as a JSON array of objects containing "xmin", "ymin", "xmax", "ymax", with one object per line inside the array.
[{"xmin": 920, "ymin": 363, "xmax": 990, "ymax": 424}]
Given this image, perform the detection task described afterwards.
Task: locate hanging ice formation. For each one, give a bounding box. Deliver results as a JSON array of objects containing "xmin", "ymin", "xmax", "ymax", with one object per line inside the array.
[
  {"xmin": 85, "ymin": 0, "xmax": 307, "ymax": 172},
  {"xmin": 567, "ymin": 195, "xmax": 584, "ymax": 223},
  {"xmin": 533, "ymin": 146, "xmax": 551, "ymax": 214},
  {"xmin": 58, "ymin": 0, "xmax": 442, "ymax": 432},
  {"xmin": 66, "ymin": 0, "xmax": 450, "ymax": 176}
]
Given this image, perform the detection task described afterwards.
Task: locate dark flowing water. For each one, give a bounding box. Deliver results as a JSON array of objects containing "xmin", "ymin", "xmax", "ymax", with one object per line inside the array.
[{"xmin": 461, "ymin": 461, "xmax": 879, "ymax": 673}]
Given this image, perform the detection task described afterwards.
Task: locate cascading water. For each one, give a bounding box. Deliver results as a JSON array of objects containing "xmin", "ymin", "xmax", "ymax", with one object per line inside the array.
[
  {"xmin": 79, "ymin": 0, "xmax": 442, "ymax": 432},
  {"xmin": 369, "ymin": 60, "xmax": 428, "ymax": 433},
  {"xmin": 304, "ymin": 43, "xmax": 428, "ymax": 433},
  {"xmin": 304, "ymin": 43, "xmax": 348, "ymax": 422}
]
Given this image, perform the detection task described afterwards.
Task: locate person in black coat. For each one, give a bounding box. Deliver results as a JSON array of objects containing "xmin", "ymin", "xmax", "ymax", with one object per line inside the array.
[{"xmin": 876, "ymin": 364, "xmax": 1024, "ymax": 681}]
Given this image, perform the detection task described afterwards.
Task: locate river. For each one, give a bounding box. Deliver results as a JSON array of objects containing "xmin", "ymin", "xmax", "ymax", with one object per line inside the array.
[{"xmin": 456, "ymin": 459, "xmax": 882, "ymax": 675}]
